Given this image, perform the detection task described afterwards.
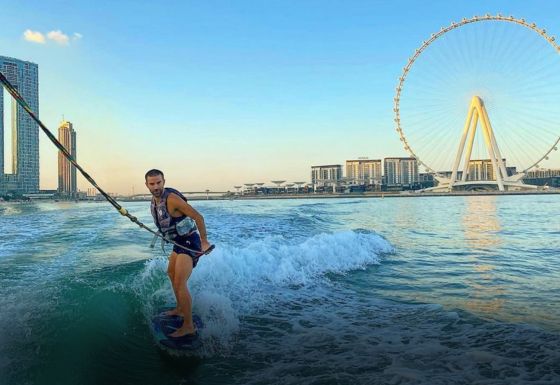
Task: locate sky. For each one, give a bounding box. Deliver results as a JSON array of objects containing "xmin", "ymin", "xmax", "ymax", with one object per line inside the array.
[{"xmin": 1, "ymin": 0, "xmax": 560, "ymax": 194}]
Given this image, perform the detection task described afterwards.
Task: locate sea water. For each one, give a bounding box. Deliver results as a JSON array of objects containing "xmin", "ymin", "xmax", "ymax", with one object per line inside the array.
[{"xmin": 0, "ymin": 195, "xmax": 559, "ymax": 385}]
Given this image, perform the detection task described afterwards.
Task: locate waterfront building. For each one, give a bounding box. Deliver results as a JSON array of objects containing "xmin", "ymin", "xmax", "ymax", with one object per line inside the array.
[
  {"xmin": 418, "ymin": 172, "xmax": 435, "ymax": 189},
  {"xmin": 311, "ymin": 164, "xmax": 343, "ymax": 191},
  {"xmin": 383, "ymin": 157, "xmax": 418, "ymax": 187},
  {"xmin": 523, "ymin": 168, "xmax": 560, "ymax": 188},
  {"xmin": 437, "ymin": 164, "xmax": 515, "ymax": 183},
  {"xmin": 467, "ymin": 159, "xmax": 507, "ymax": 181},
  {"xmin": 525, "ymin": 168, "xmax": 560, "ymax": 178},
  {"xmin": 346, "ymin": 158, "xmax": 382, "ymax": 188},
  {"xmin": 0, "ymin": 56, "xmax": 39, "ymax": 194},
  {"xmin": 506, "ymin": 166, "xmax": 517, "ymax": 177},
  {"xmin": 57, "ymin": 120, "xmax": 77, "ymax": 197},
  {"xmin": 438, "ymin": 170, "xmax": 463, "ymax": 180}
]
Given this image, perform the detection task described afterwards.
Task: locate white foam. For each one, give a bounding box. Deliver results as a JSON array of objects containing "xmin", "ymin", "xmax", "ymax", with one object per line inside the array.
[
  {"xmin": 193, "ymin": 230, "xmax": 392, "ymax": 295},
  {"xmin": 138, "ymin": 230, "xmax": 392, "ymax": 354}
]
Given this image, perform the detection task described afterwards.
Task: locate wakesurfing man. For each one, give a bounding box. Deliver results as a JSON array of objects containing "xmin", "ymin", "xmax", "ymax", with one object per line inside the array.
[{"xmin": 145, "ymin": 169, "xmax": 212, "ymax": 338}]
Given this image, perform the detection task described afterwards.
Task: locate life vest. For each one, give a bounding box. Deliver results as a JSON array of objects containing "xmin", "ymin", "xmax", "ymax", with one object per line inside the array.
[{"xmin": 150, "ymin": 187, "xmax": 196, "ymax": 238}]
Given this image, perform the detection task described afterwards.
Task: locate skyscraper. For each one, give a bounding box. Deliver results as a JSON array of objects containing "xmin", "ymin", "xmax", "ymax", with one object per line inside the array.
[
  {"xmin": 383, "ymin": 157, "xmax": 419, "ymax": 187},
  {"xmin": 0, "ymin": 56, "xmax": 40, "ymax": 194},
  {"xmin": 346, "ymin": 158, "xmax": 382, "ymax": 187},
  {"xmin": 58, "ymin": 120, "xmax": 77, "ymax": 197}
]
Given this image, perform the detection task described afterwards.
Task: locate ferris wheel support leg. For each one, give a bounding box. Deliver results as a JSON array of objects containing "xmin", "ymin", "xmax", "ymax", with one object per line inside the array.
[
  {"xmin": 450, "ymin": 99, "xmax": 477, "ymax": 189},
  {"xmin": 477, "ymin": 102, "xmax": 505, "ymax": 191},
  {"xmin": 462, "ymin": 110, "xmax": 479, "ymax": 182},
  {"xmin": 480, "ymin": 102, "xmax": 509, "ymax": 183}
]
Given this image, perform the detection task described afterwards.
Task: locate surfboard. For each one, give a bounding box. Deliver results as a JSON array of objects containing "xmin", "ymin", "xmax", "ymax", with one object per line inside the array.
[{"xmin": 151, "ymin": 307, "xmax": 204, "ymax": 350}]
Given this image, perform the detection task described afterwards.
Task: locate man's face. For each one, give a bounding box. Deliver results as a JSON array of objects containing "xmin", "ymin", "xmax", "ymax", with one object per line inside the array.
[{"xmin": 145, "ymin": 175, "xmax": 165, "ymax": 198}]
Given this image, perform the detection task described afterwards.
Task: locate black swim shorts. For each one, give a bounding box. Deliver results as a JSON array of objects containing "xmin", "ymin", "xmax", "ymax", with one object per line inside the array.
[{"xmin": 172, "ymin": 232, "xmax": 202, "ymax": 268}]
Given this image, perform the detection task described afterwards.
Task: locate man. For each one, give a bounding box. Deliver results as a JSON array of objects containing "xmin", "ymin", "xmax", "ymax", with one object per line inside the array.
[{"xmin": 145, "ymin": 169, "xmax": 211, "ymax": 338}]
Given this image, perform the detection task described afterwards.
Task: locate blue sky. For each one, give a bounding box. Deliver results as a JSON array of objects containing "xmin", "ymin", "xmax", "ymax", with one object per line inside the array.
[{"xmin": 1, "ymin": 0, "xmax": 560, "ymax": 193}]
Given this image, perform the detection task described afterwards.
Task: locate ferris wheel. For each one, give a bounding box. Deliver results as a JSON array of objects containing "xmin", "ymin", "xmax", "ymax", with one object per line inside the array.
[{"xmin": 394, "ymin": 14, "xmax": 560, "ymax": 191}]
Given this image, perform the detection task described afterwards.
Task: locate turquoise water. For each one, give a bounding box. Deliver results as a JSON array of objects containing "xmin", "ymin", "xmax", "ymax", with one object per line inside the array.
[{"xmin": 1, "ymin": 195, "xmax": 559, "ymax": 384}]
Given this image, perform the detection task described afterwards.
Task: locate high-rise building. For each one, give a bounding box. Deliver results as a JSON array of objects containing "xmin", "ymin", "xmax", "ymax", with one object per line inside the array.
[
  {"xmin": 311, "ymin": 164, "xmax": 343, "ymax": 191},
  {"xmin": 346, "ymin": 158, "xmax": 382, "ymax": 186},
  {"xmin": 0, "ymin": 56, "xmax": 40, "ymax": 194},
  {"xmin": 58, "ymin": 120, "xmax": 77, "ymax": 197},
  {"xmin": 467, "ymin": 159, "xmax": 507, "ymax": 181},
  {"xmin": 383, "ymin": 157, "xmax": 418, "ymax": 186}
]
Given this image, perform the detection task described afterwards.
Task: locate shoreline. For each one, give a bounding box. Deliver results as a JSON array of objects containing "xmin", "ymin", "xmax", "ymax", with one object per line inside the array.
[
  {"xmin": 122, "ymin": 189, "xmax": 560, "ymax": 201},
  {"xmin": 2, "ymin": 189, "xmax": 559, "ymax": 204}
]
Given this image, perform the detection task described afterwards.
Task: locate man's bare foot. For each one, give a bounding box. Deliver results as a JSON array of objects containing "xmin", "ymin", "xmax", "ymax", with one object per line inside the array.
[
  {"xmin": 169, "ymin": 323, "xmax": 197, "ymax": 338},
  {"xmin": 163, "ymin": 308, "xmax": 183, "ymax": 317}
]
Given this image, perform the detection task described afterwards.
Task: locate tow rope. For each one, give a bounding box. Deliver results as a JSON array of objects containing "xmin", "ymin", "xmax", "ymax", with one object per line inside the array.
[{"xmin": 0, "ymin": 71, "xmax": 213, "ymax": 257}]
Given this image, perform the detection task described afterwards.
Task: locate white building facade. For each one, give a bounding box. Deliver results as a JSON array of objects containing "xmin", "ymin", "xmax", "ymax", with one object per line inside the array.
[
  {"xmin": 311, "ymin": 164, "xmax": 343, "ymax": 191},
  {"xmin": 383, "ymin": 157, "xmax": 419, "ymax": 187},
  {"xmin": 346, "ymin": 158, "xmax": 382, "ymax": 187}
]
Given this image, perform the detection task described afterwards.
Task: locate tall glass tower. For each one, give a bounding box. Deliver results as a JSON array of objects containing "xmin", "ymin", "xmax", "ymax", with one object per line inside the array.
[
  {"xmin": 0, "ymin": 56, "xmax": 40, "ymax": 194},
  {"xmin": 58, "ymin": 120, "xmax": 77, "ymax": 197}
]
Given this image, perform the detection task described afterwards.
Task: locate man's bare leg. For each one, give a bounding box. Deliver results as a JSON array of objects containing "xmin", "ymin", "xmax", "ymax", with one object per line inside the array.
[
  {"xmin": 169, "ymin": 253, "xmax": 195, "ymax": 337},
  {"xmin": 165, "ymin": 252, "xmax": 182, "ymax": 317}
]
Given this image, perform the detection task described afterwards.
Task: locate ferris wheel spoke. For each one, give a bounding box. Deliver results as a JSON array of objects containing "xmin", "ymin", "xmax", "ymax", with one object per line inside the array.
[
  {"xmin": 412, "ymin": 117, "xmax": 460, "ymax": 168},
  {"xmin": 406, "ymin": 117, "xmax": 461, "ymax": 147},
  {"xmin": 496, "ymin": 113, "xmax": 554, "ymax": 168}
]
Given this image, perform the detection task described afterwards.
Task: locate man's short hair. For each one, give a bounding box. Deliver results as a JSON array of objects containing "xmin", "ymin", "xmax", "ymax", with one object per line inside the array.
[{"xmin": 145, "ymin": 169, "xmax": 164, "ymax": 181}]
